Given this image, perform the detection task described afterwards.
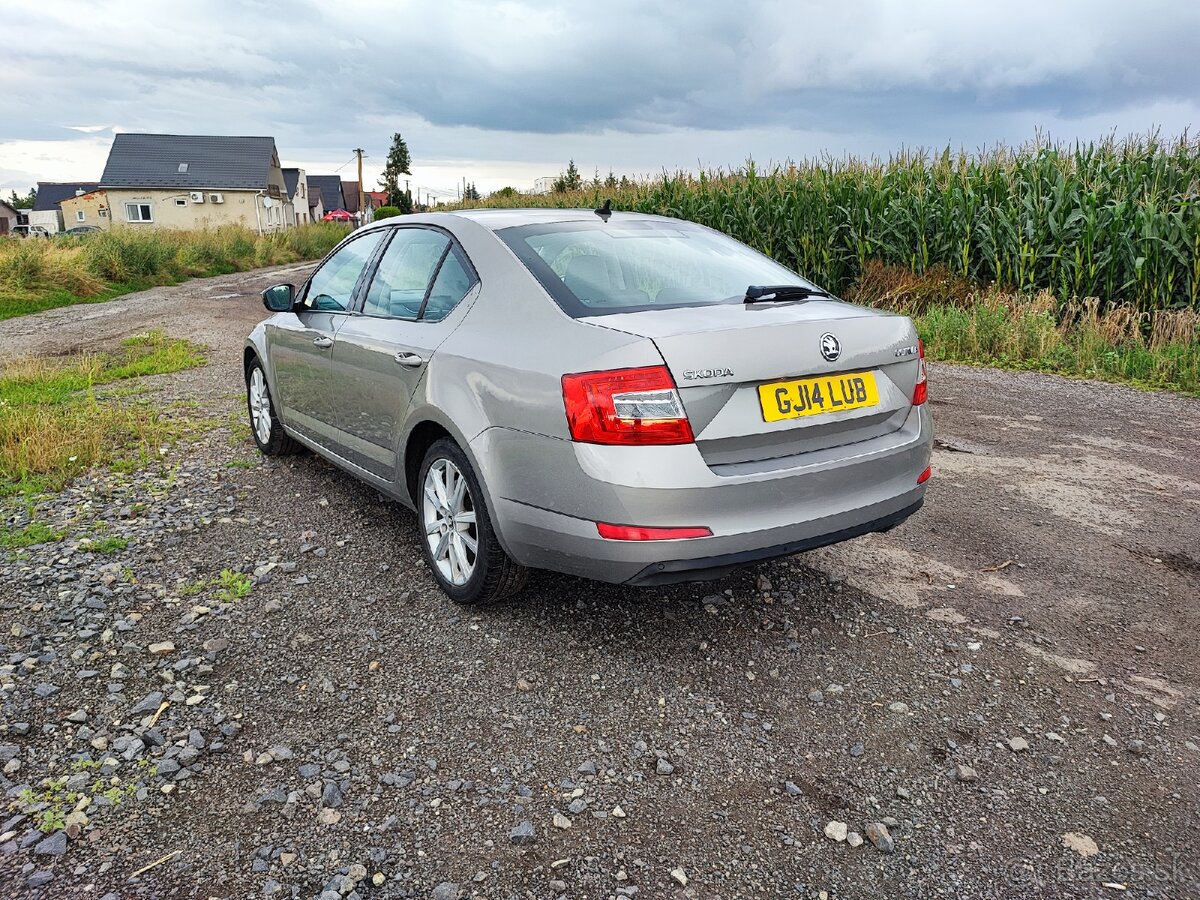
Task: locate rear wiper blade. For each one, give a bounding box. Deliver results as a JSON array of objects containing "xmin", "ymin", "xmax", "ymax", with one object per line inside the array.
[{"xmin": 744, "ymin": 284, "xmax": 830, "ymax": 304}]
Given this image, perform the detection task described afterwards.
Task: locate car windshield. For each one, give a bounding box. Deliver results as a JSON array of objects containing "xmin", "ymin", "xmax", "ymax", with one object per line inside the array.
[{"xmin": 496, "ymin": 219, "xmax": 819, "ymax": 317}]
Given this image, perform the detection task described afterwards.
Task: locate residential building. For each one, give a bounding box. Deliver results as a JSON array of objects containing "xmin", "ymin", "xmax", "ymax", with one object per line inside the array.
[
  {"xmin": 94, "ymin": 133, "xmax": 293, "ymax": 232},
  {"xmin": 32, "ymin": 182, "xmax": 99, "ymax": 233},
  {"xmin": 306, "ymin": 176, "xmax": 346, "ymax": 215},
  {"xmin": 343, "ymin": 180, "xmax": 360, "ymax": 220},
  {"xmin": 0, "ymin": 199, "xmax": 17, "ymax": 235},
  {"xmin": 308, "ymin": 186, "xmax": 325, "ymax": 222},
  {"xmin": 282, "ymin": 168, "xmax": 310, "ymax": 225},
  {"xmin": 60, "ymin": 190, "xmax": 111, "ymax": 231},
  {"xmin": 532, "ymin": 176, "xmax": 556, "ymax": 194}
]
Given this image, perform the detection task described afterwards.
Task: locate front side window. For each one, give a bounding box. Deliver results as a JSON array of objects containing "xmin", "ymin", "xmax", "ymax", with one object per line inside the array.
[
  {"xmin": 497, "ymin": 219, "xmax": 817, "ymax": 317},
  {"xmin": 300, "ymin": 230, "xmax": 386, "ymax": 312},
  {"xmin": 125, "ymin": 202, "xmax": 153, "ymax": 222},
  {"xmin": 361, "ymin": 228, "xmax": 453, "ymax": 319}
]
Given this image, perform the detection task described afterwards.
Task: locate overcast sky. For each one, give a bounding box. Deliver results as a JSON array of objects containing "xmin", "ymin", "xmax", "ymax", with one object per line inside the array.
[{"xmin": 2, "ymin": 0, "xmax": 1197, "ymax": 199}]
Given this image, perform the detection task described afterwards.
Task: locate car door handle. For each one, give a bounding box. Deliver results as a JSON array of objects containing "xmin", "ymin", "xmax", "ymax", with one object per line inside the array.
[
  {"xmin": 394, "ymin": 351, "xmax": 426, "ymax": 368},
  {"xmin": 312, "ymin": 336, "xmax": 333, "ymax": 349}
]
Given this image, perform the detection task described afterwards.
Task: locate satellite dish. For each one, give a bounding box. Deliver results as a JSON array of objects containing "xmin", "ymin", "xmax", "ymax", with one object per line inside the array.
[{"xmin": 262, "ymin": 197, "xmax": 274, "ymax": 208}]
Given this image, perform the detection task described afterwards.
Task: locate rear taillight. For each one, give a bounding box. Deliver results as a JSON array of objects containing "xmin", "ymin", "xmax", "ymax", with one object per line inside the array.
[
  {"xmin": 912, "ymin": 339, "xmax": 928, "ymax": 406},
  {"xmin": 597, "ymin": 523, "xmax": 712, "ymax": 540},
  {"xmin": 917, "ymin": 465, "xmax": 931, "ymax": 484},
  {"xmin": 562, "ymin": 366, "xmax": 694, "ymax": 445}
]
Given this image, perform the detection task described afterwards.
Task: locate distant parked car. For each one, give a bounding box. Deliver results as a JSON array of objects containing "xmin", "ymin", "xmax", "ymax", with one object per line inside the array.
[
  {"xmin": 244, "ymin": 209, "xmax": 933, "ymax": 604},
  {"xmin": 59, "ymin": 225, "xmax": 102, "ymax": 237},
  {"xmin": 11, "ymin": 224, "xmax": 51, "ymax": 239}
]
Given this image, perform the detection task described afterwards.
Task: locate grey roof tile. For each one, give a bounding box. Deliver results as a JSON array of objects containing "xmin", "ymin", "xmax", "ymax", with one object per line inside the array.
[
  {"xmin": 34, "ymin": 182, "xmax": 99, "ymax": 211},
  {"xmin": 100, "ymin": 134, "xmax": 278, "ymax": 190},
  {"xmin": 306, "ymin": 176, "xmax": 346, "ymax": 213}
]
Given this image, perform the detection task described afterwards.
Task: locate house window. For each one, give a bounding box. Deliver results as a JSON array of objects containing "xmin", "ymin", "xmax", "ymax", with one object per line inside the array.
[
  {"xmin": 175, "ymin": 198, "xmax": 188, "ymax": 207},
  {"xmin": 98, "ymin": 208, "xmax": 108, "ymax": 218},
  {"xmin": 76, "ymin": 210, "xmax": 86, "ymax": 222},
  {"xmin": 125, "ymin": 202, "xmax": 153, "ymax": 222}
]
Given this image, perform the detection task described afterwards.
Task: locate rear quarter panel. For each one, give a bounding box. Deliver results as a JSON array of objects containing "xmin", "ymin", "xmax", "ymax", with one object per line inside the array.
[{"xmin": 413, "ymin": 215, "xmax": 664, "ymax": 443}]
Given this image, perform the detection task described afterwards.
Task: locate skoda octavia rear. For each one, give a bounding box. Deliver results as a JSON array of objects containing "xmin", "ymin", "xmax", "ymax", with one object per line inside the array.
[{"xmin": 244, "ymin": 209, "xmax": 933, "ymax": 604}]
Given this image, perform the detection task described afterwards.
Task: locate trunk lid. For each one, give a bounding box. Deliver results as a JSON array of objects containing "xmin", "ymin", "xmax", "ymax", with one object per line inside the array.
[{"xmin": 581, "ymin": 300, "xmax": 922, "ymax": 467}]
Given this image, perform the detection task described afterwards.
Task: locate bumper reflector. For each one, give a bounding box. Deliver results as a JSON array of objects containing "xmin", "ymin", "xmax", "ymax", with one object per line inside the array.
[
  {"xmin": 597, "ymin": 523, "xmax": 713, "ymax": 541},
  {"xmin": 917, "ymin": 466, "xmax": 932, "ymax": 484}
]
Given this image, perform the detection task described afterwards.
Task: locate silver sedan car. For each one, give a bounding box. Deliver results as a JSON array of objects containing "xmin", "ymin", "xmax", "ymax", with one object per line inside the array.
[{"xmin": 245, "ymin": 209, "xmax": 932, "ymax": 604}]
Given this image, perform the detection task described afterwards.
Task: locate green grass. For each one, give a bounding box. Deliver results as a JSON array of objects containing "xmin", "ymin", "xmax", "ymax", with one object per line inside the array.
[
  {"xmin": 80, "ymin": 534, "xmax": 129, "ymax": 554},
  {"xmin": 14, "ymin": 759, "xmax": 140, "ymax": 833},
  {"xmin": 0, "ymin": 521, "xmax": 63, "ymax": 548},
  {"xmin": 215, "ymin": 569, "xmax": 251, "ymax": 602},
  {"xmin": 0, "ymin": 331, "xmax": 207, "ymax": 495},
  {"xmin": 915, "ymin": 303, "xmax": 1200, "ymax": 395},
  {"xmin": 0, "ymin": 223, "xmax": 347, "ymax": 321},
  {"xmin": 179, "ymin": 577, "xmax": 208, "ymax": 597},
  {"xmin": 849, "ymin": 268, "xmax": 1200, "ymax": 394}
]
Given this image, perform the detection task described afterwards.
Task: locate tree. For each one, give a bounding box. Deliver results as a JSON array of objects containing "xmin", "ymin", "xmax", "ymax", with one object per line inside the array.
[
  {"xmin": 552, "ymin": 160, "xmax": 582, "ymax": 193},
  {"xmin": 7, "ymin": 187, "xmax": 36, "ymax": 209},
  {"xmin": 604, "ymin": 170, "xmax": 618, "ymax": 189},
  {"xmin": 463, "ymin": 182, "xmax": 481, "ymax": 201},
  {"xmin": 378, "ymin": 132, "xmax": 412, "ymax": 207}
]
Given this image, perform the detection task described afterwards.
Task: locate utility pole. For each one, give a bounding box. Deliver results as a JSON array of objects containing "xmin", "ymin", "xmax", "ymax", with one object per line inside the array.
[{"xmin": 353, "ymin": 148, "xmax": 365, "ymax": 221}]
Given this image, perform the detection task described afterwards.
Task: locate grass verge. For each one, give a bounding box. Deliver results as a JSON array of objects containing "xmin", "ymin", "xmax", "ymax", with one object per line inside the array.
[
  {"xmin": 848, "ymin": 263, "xmax": 1200, "ymax": 395},
  {"xmin": 0, "ymin": 223, "xmax": 347, "ymax": 321},
  {"xmin": 0, "ymin": 331, "xmax": 207, "ymax": 495}
]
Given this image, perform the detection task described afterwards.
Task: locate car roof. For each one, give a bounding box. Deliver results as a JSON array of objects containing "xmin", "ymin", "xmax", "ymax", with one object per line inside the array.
[{"xmin": 409, "ymin": 208, "xmax": 683, "ymax": 232}]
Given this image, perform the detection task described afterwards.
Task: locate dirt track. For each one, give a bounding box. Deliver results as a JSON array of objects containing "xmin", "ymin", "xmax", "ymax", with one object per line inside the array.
[{"xmin": 1, "ymin": 266, "xmax": 1197, "ymax": 899}]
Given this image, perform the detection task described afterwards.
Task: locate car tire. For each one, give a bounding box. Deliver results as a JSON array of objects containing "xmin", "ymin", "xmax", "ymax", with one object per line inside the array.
[
  {"xmin": 417, "ymin": 438, "xmax": 527, "ymax": 605},
  {"xmin": 246, "ymin": 358, "xmax": 300, "ymax": 456}
]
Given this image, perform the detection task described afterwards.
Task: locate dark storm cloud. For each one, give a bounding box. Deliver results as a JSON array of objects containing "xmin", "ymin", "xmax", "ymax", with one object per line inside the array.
[{"xmin": 0, "ymin": 0, "xmax": 1196, "ymax": 190}]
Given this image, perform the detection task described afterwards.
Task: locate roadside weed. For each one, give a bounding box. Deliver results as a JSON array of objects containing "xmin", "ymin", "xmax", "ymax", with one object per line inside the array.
[
  {"xmin": 80, "ymin": 534, "xmax": 129, "ymax": 554},
  {"xmin": 0, "ymin": 332, "xmax": 206, "ymax": 494},
  {"xmin": 0, "ymin": 521, "xmax": 63, "ymax": 548},
  {"xmin": 216, "ymin": 569, "xmax": 252, "ymax": 602}
]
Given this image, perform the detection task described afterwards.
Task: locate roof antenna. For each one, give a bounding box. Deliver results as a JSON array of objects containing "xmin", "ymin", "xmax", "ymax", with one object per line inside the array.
[{"xmin": 594, "ymin": 199, "xmax": 612, "ymax": 222}]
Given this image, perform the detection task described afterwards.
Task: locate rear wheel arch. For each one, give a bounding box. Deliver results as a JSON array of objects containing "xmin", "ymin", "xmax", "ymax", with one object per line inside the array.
[
  {"xmin": 404, "ymin": 421, "xmax": 453, "ymax": 505},
  {"xmin": 403, "ymin": 419, "xmax": 516, "ymax": 555}
]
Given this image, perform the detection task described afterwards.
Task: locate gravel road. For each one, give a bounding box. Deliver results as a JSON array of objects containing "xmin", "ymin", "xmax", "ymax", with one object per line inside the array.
[{"xmin": 1, "ymin": 266, "xmax": 1198, "ymax": 899}]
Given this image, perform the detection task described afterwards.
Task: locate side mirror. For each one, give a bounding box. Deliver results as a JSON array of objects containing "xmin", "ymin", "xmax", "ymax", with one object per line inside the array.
[{"xmin": 262, "ymin": 283, "xmax": 295, "ymax": 312}]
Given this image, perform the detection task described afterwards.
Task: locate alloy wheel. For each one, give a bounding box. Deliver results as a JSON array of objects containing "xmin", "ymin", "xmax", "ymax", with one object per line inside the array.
[
  {"xmin": 422, "ymin": 458, "xmax": 479, "ymax": 586},
  {"xmin": 248, "ymin": 367, "xmax": 273, "ymax": 445}
]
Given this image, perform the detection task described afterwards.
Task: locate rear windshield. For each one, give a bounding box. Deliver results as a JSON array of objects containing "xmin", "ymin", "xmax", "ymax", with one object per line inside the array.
[{"xmin": 496, "ymin": 219, "xmax": 819, "ymax": 317}]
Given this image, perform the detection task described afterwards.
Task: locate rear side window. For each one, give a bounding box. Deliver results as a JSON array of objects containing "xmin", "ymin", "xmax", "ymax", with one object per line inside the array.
[
  {"xmin": 497, "ymin": 219, "xmax": 816, "ymax": 317},
  {"xmin": 362, "ymin": 227, "xmax": 476, "ymax": 321},
  {"xmin": 423, "ymin": 248, "xmax": 474, "ymax": 322}
]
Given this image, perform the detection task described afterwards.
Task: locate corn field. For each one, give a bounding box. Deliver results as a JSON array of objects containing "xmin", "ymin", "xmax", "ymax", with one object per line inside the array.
[{"xmin": 457, "ymin": 134, "xmax": 1200, "ymax": 311}]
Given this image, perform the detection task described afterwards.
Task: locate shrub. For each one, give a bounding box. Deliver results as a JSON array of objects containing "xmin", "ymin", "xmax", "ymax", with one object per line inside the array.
[{"xmin": 372, "ymin": 206, "xmax": 402, "ymax": 220}]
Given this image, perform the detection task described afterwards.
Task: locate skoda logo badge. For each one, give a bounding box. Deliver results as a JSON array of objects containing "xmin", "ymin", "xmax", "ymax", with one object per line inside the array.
[{"xmin": 820, "ymin": 332, "xmax": 841, "ymax": 362}]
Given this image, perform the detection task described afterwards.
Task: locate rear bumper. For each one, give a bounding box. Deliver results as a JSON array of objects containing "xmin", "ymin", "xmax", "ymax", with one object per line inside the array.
[
  {"xmin": 626, "ymin": 497, "xmax": 923, "ymax": 585},
  {"xmin": 472, "ymin": 404, "xmax": 932, "ymax": 586}
]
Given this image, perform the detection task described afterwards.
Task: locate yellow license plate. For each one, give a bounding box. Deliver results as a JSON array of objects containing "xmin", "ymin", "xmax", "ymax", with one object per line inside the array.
[{"xmin": 758, "ymin": 371, "xmax": 879, "ymax": 422}]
